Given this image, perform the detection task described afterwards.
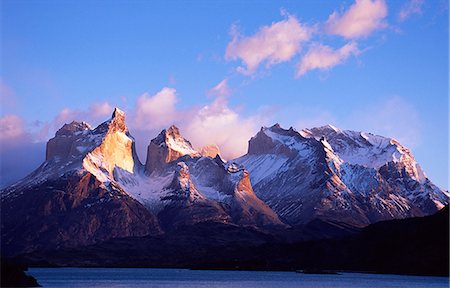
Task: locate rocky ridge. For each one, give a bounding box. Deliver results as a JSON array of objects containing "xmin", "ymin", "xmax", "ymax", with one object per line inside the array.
[{"xmin": 1, "ymin": 108, "xmax": 448, "ymax": 257}]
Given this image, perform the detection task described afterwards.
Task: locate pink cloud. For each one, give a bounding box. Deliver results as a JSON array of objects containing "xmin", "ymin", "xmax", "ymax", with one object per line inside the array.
[
  {"xmin": 89, "ymin": 102, "xmax": 113, "ymax": 117},
  {"xmin": 181, "ymin": 95, "xmax": 266, "ymax": 160},
  {"xmin": 132, "ymin": 87, "xmax": 178, "ymax": 130},
  {"xmin": 207, "ymin": 79, "xmax": 231, "ymax": 98},
  {"xmin": 398, "ymin": 0, "xmax": 424, "ymax": 22},
  {"xmin": 325, "ymin": 0, "xmax": 388, "ymax": 39},
  {"xmin": 128, "ymin": 84, "xmax": 269, "ymax": 160},
  {"xmin": 225, "ymin": 14, "xmax": 313, "ymax": 75},
  {"xmin": 53, "ymin": 101, "xmax": 114, "ymax": 129},
  {"xmin": 296, "ymin": 42, "xmax": 360, "ymax": 77},
  {"xmin": 0, "ymin": 114, "xmax": 26, "ymax": 141}
]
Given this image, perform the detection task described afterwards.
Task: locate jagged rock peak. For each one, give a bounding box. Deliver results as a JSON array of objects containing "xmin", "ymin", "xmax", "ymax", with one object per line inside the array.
[
  {"xmin": 112, "ymin": 107, "xmax": 125, "ymax": 118},
  {"xmin": 152, "ymin": 125, "xmax": 185, "ymax": 145},
  {"xmin": 55, "ymin": 121, "xmax": 91, "ymax": 137},
  {"xmin": 271, "ymin": 123, "xmax": 281, "ymax": 129},
  {"xmin": 145, "ymin": 126, "xmax": 200, "ymax": 173},
  {"xmin": 108, "ymin": 107, "xmax": 128, "ymax": 133},
  {"xmin": 152, "ymin": 125, "xmax": 198, "ymax": 155},
  {"xmin": 314, "ymin": 124, "xmax": 341, "ymax": 133},
  {"xmin": 166, "ymin": 125, "xmax": 181, "ymax": 138},
  {"xmin": 248, "ymin": 123, "xmax": 307, "ymax": 155}
]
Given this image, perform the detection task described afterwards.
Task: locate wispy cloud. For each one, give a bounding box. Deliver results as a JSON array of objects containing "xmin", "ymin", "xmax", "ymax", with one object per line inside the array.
[
  {"xmin": 225, "ymin": 13, "xmax": 313, "ymax": 75},
  {"xmin": 207, "ymin": 78, "xmax": 231, "ymax": 98},
  {"xmin": 296, "ymin": 42, "xmax": 360, "ymax": 77},
  {"xmin": 325, "ymin": 0, "xmax": 388, "ymax": 39},
  {"xmin": 398, "ymin": 0, "xmax": 424, "ymax": 21}
]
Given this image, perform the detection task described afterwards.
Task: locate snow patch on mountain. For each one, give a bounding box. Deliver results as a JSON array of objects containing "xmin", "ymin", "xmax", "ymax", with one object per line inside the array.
[{"xmin": 305, "ymin": 125, "xmax": 427, "ymax": 183}]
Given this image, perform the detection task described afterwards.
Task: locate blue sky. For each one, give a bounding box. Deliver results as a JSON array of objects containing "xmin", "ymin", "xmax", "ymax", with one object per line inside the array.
[{"xmin": 1, "ymin": 0, "xmax": 448, "ymax": 189}]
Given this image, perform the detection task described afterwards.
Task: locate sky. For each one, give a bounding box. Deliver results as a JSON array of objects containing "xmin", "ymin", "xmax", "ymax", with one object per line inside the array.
[{"xmin": 0, "ymin": 0, "xmax": 448, "ymax": 189}]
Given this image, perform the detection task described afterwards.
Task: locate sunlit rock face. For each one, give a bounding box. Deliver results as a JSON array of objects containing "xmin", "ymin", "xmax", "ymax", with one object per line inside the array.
[
  {"xmin": 82, "ymin": 108, "xmax": 137, "ymax": 182},
  {"xmin": 145, "ymin": 125, "xmax": 200, "ymax": 174},
  {"xmin": 223, "ymin": 165, "xmax": 285, "ymax": 227}
]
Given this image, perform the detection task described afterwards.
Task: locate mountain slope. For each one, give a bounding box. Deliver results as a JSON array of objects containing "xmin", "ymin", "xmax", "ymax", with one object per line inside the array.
[
  {"xmin": 2, "ymin": 108, "xmax": 447, "ymax": 258},
  {"xmin": 234, "ymin": 124, "xmax": 448, "ymax": 227},
  {"xmin": 1, "ymin": 109, "xmax": 161, "ymax": 256},
  {"xmin": 117, "ymin": 127, "xmax": 285, "ymax": 229}
]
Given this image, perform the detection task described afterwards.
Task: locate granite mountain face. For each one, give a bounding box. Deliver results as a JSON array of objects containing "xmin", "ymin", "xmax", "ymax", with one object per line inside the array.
[
  {"xmin": 234, "ymin": 124, "xmax": 448, "ymax": 227},
  {"xmin": 1, "ymin": 108, "xmax": 448, "ymax": 256}
]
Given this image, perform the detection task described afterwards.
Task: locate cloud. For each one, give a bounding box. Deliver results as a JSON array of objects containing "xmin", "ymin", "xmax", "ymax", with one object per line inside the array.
[
  {"xmin": 0, "ymin": 114, "xmax": 45, "ymax": 188},
  {"xmin": 207, "ymin": 78, "xmax": 231, "ymax": 98},
  {"xmin": 181, "ymin": 96, "xmax": 266, "ymax": 160},
  {"xmin": 398, "ymin": 0, "xmax": 424, "ymax": 21},
  {"xmin": 132, "ymin": 87, "xmax": 178, "ymax": 130},
  {"xmin": 52, "ymin": 101, "xmax": 114, "ymax": 129},
  {"xmin": 0, "ymin": 114, "xmax": 27, "ymax": 142},
  {"xmin": 325, "ymin": 0, "xmax": 388, "ymax": 39},
  {"xmin": 296, "ymin": 42, "xmax": 360, "ymax": 77},
  {"xmin": 89, "ymin": 102, "xmax": 113, "ymax": 117},
  {"xmin": 225, "ymin": 14, "xmax": 313, "ymax": 75},
  {"xmin": 128, "ymin": 82, "xmax": 268, "ymax": 160}
]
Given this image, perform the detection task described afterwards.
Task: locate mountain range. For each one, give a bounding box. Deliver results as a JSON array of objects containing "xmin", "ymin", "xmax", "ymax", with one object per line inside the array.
[{"xmin": 1, "ymin": 108, "xmax": 448, "ymax": 258}]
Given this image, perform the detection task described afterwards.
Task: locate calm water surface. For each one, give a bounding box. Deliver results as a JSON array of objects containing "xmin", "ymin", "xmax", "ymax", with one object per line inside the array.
[{"xmin": 27, "ymin": 268, "xmax": 449, "ymax": 288}]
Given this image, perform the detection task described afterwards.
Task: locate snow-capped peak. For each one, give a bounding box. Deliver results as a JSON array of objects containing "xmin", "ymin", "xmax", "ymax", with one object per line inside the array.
[
  {"xmin": 145, "ymin": 126, "xmax": 200, "ymax": 173},
  {"xmin": 55, "ymin": 121, "xmax": 92, "ymax": 137},
  {"xmin": 305, "ymin": 125, "xmax": 427, "ymax": 182},
  {"xmin": 112, "ymin": 107, "xmax": 125, "ymax": 118},
  {"xmin": 154, "ymin": 125, "xmax": 200, "ymax": 158}
]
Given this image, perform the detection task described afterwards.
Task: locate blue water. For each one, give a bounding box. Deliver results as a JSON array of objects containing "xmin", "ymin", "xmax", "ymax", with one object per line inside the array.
[{"xmin": 27, "ymin": 268, "xmax": 449, "ymax": 288}]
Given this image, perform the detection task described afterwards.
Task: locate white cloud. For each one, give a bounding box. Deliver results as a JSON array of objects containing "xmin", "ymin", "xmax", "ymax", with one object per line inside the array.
[
  {"xmin": 101, "ymin": 83, "xmax": 268, "ymax": 161},
  {"xmin": 398, "ymin": 0, "xmax": 424, "ymax": 21},
  {"xmin": 225, "ymin": 14, "xmax": 313, "ymax": 75},
  {"xmin": 325, "ymin": 0, "xmax": 388, "ymax": 39},
  {"xmin": 296, "ymin": 42, "xmax": 360, "ymax": 77},
  {"xmin": 132, "ymin": 87, "xmax": 178, "ymax": 129},
  {"xmin": 89, "ymin": 102, "xmax": 113, "ymax": 117},
  {"xmin": 181, "ymin": 95, "xmax": 265, "ymax": 160}
]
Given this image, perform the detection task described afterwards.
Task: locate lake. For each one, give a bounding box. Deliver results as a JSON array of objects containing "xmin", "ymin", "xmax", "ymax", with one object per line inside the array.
[{"xmin": 27, "ymin": 268, "xmax": 448, "ymax": 288}]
